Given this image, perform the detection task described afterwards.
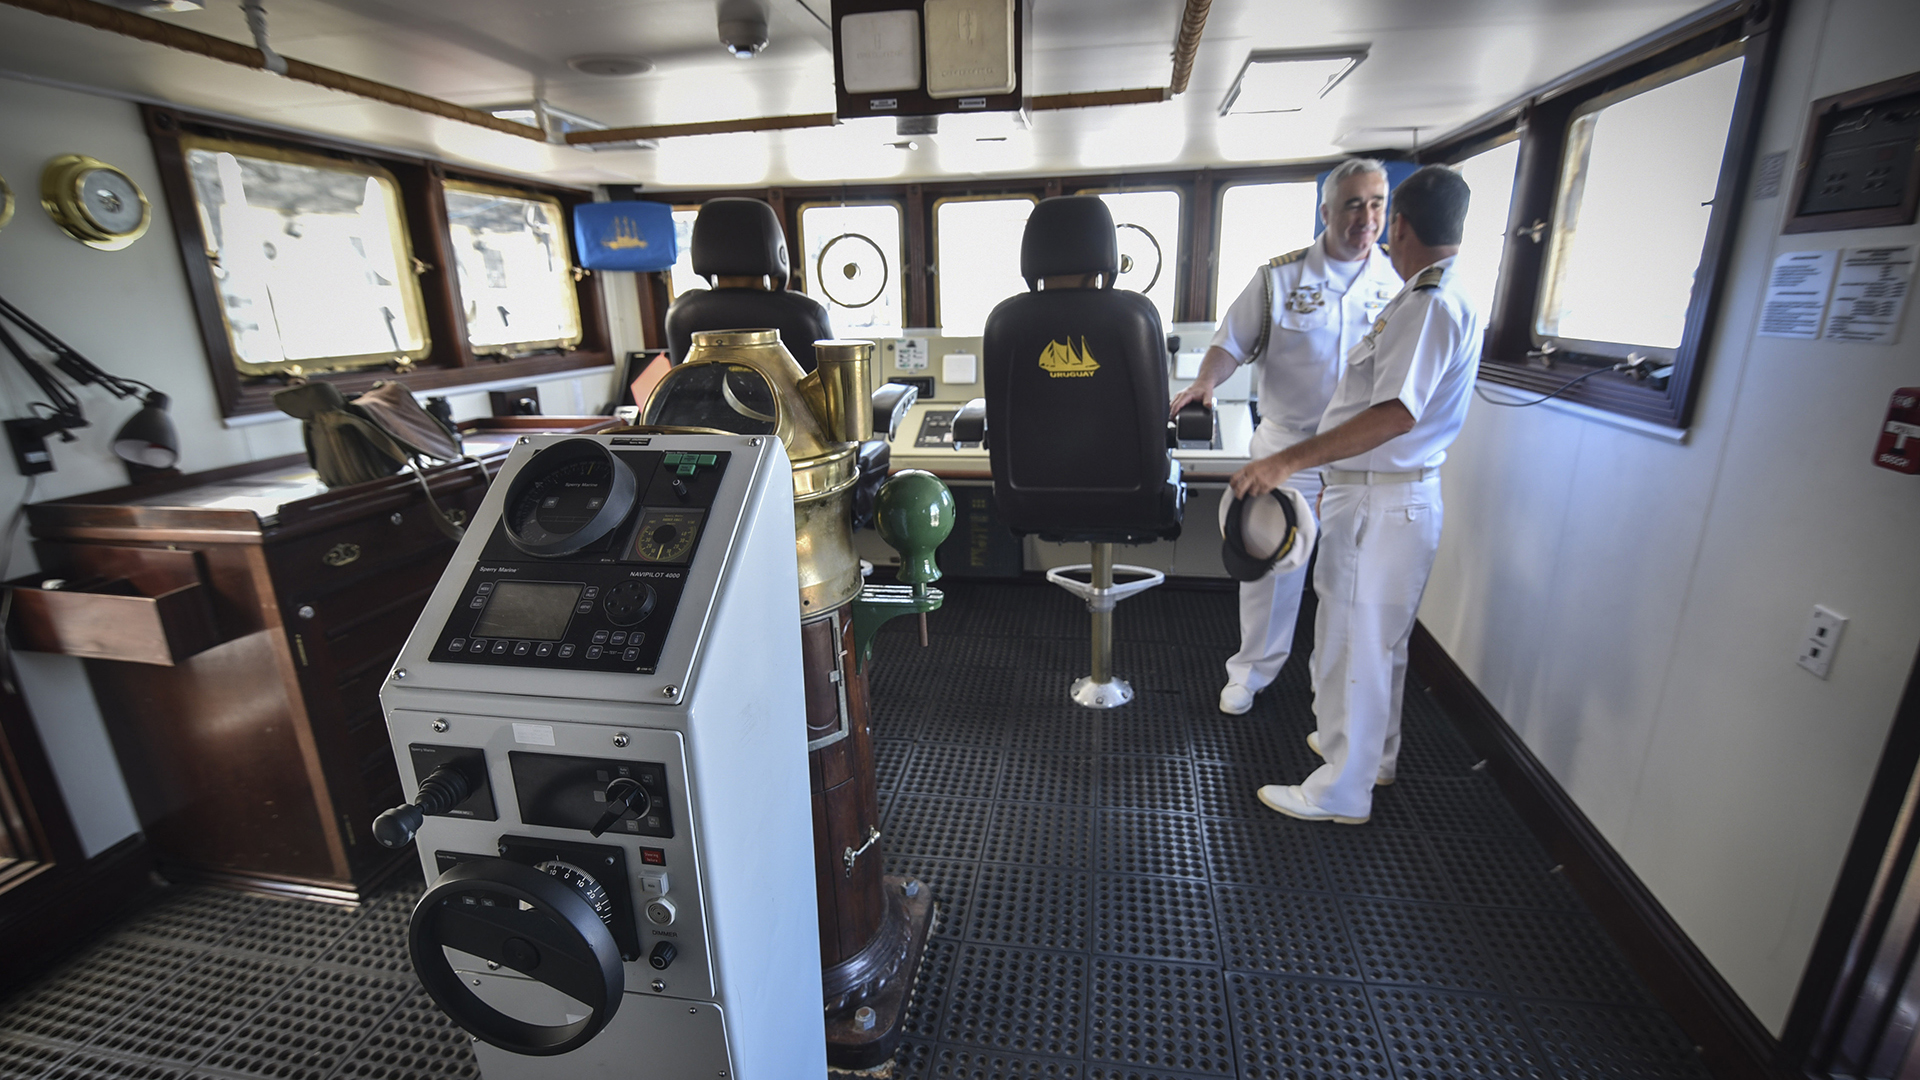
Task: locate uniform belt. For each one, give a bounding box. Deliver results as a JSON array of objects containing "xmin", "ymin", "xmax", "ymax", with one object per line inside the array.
[{"xmin": 1321, "ymin": 467, "xmax": 1439, "ymax": 485}]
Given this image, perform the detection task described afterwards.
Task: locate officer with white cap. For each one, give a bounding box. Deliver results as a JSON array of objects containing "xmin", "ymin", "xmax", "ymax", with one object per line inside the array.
[
  {"xmin": 1170, "ymin": 159, "xmax": 1402, "ymax": 716},
  {"xmin": 1227, "ymin": 164, "xmax": 1482, "ymax": 825}
]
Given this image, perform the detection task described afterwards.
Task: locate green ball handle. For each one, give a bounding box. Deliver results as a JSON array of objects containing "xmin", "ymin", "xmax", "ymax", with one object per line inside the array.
[{"xmin": 873, "ymin": 470, "xmax": 956, "ymax": 587}]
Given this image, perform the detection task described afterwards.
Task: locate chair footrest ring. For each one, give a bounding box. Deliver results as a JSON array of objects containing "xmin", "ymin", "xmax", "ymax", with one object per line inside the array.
[{"xmin": 1044, "ymin": 564, "xmax": 1166, "ymax": 613}]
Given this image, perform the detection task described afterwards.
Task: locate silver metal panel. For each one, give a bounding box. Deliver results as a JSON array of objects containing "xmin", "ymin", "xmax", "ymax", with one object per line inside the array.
[{"xmin": 465, "ymin": 974, "xmax": 732, "ymax": 1080}]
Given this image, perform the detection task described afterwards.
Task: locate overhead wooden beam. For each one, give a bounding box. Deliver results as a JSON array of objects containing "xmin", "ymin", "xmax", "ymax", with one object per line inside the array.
[
  {"xmin": 1, "ymin": 0, "xmax": 549, "ymax": 141},
  {"xmin": 567, "ymin": 113, "xmax": 840, "ymax": 145},
  {"xmin": 1032, "ymin": 87, "xmax": 1172, "ymax": 111},
  {"xmin": 1170, "ymin": 0, "xmax": 1212, "ymax": 95}
]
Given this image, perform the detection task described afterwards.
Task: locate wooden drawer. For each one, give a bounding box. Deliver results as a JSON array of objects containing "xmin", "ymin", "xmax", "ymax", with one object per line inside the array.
[
  {"xmin": 269, "ymin": 482, "xmax": 482, "ymax": 596},
  {"xmin": 6, "ymin": 547, "xmax": 221, "ymax": 666}
]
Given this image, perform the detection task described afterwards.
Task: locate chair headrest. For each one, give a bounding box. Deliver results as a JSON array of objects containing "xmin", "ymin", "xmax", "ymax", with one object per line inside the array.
[
  {"xmin": 690, "ymin": 198, "xmax": 790, "ymax": 279},
  {"xmin": 1021, "ymin": 196, "xmax": 1118, "ymax": 288}
]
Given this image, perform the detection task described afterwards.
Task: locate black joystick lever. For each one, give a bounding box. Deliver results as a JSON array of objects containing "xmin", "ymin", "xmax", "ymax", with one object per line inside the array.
[
  {"xmin": 373, "ymin": 765, "xmax": 474, "ymax": 848},
  {"xmin": 589, "ymin": 777, "xmax": 647, "ymax": 838}
]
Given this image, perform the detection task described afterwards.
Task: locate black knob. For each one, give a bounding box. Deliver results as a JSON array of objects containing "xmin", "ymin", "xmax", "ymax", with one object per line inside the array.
[
  {"xmin": 372, "ymin": 765, "xmax": 473, "ymax": 849},
  {"xmin": 648, "ymin": 940, "xmax": 677, "ymax": 970},
  {"xmin": 602, "ymin": 581, "xmax": 657, "ymax": 627},
  {"xmin": 589, "ymin": 777, "xmax": 649, "ymax": 838}
]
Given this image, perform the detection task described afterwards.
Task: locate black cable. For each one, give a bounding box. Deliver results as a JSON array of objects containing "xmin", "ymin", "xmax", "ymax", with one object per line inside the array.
[
  {"xmin": 1474, "ymin": 364, "xmax": 1614, "ymax": 408},
  {"xmin": 0, "ymin": 294, "xmax": 155, "ymax": 403},
  {"xmin": 0, "ymin": 475, "xmax": 38, "ymax": 696}
]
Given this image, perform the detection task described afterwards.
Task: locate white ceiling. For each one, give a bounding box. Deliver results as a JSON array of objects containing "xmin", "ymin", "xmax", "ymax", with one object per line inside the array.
[{"xmin": 0, "ymin": 0, "xmax": 1719, "ymax": 190}]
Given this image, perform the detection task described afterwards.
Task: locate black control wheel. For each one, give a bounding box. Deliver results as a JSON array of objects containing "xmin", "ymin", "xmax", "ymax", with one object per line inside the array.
[
  {"xmin": 409, "ymin": 858, "xmax": 624, "ymax": 1056},
  {"xmin": 602, "ymin": 581, "xmax": 657, "ymax": 626}
]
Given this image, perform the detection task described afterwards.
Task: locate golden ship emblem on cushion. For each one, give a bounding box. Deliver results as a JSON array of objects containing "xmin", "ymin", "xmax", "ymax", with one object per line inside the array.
[
  {"xmin": 1038, "ymin": 337, "xmax": 1100, "ymax": 378},
  {"xmin": 603, "ymin": 216, "xmax": 650, "ymax": 250}
]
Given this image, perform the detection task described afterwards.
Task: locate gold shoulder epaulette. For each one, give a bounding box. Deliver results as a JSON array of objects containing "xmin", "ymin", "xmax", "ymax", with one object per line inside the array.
[
  {"xmin": 1412, "ymin": 265, "xmax": 1445, "ymax": 291},
  {"xmin": 1267, "ymin": 246, "xmax": 1310, "ymax": 268}
]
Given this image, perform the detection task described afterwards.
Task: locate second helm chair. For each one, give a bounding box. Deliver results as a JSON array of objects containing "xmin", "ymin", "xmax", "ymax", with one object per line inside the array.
[{"xmin": 664, "ymin": 197, "xmax": 834, "ymax": 371}]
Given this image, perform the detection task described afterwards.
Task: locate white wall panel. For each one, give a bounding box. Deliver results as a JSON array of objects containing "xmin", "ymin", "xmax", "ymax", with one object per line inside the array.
[{"xmin": 1421, "ymin": 0, "xmax": 1920, "ymax": 1031}]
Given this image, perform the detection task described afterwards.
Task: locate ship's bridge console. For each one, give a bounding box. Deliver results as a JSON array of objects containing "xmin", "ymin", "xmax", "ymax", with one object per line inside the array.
[{"xmin": 377, "ymin": 432, "xmax": 823, "ymax": 1079}]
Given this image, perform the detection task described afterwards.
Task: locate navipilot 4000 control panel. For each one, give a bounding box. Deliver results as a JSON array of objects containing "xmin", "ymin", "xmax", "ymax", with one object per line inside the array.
[
  {"xmin": 378, "ymin": 433, "xmax": 824, "ymax": 1080},
  {"xmin": 432, "ymin": 439, "xmax": 729, "ymax": 672}
]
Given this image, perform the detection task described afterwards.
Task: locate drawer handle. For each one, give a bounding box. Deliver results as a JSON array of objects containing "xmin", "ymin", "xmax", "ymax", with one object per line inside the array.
[{"xmin": 323, "ymin": 543, "xmax": 362, "ymax": 567}]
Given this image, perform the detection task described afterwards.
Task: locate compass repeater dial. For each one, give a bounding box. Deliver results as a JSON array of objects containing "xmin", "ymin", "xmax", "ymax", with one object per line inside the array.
[{"xmin": 503, "ymin": 440, "xmax": 638, "ymax": 558}]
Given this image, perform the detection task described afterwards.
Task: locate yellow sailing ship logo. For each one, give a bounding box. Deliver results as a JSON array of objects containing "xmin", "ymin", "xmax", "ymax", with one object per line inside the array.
[
  {"xmin": 603, "ymin": 216, "xmax": 650, "ymax": 250},
  {"xmin": 1038, "ymin": 337, "xmax": 1099, "ymax": 378}
]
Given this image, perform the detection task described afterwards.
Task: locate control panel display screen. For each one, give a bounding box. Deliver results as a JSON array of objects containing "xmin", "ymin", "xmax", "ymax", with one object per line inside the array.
[{"xmin": 471, "ymin": 581, "xmax": 582, "ymax": 641}]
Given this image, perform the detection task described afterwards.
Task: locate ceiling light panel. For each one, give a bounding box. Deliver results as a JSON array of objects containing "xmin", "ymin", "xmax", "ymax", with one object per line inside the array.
[{"xmin": 1219, "ymin": 47, "xmax": 1367, "ymax": 117}]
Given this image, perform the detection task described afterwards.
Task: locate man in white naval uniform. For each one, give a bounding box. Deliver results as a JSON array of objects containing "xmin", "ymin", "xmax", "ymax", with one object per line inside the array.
[
  {"xmin": 1226, "ymin": 165, "xmax": 1481, "ymax": 824},
  {"xmin": 1169, "ymin": 159, "xmax": 1402, "ymax": 716}
]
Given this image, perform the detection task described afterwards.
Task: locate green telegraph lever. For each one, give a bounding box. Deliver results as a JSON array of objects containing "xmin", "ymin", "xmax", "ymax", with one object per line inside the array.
[{"xmin": 852, "ymin": 470, "xmax": 956, "ymax": 671}]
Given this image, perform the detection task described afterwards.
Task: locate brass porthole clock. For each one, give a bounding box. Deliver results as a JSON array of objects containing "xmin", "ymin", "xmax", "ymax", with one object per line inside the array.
[{"xmin": 41, "ymin": 154, "xmax": 151, "ymax": 250}]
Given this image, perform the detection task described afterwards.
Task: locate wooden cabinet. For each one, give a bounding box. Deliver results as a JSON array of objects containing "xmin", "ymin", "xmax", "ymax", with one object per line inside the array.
[{"xmin": 12, "ymin": 419, "xmax": 614, "ymax": 903}]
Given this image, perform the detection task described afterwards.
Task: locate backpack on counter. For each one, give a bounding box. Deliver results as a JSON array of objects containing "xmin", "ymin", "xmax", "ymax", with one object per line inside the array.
[{"xmin": 272, "ymin": 380, "xmax": 477, "ymax": 539}]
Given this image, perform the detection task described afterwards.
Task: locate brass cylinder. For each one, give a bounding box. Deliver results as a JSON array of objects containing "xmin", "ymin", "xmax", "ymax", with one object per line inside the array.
[
  {"xmin": 813, "ymin": 340, "xmax": 874, "ymax": 445},
  {"xmin": 661, "ymin": 329, "xmax": 867, "ymax": 614}
]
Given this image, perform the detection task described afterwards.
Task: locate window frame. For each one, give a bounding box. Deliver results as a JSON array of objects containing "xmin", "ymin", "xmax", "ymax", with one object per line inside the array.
[
  {"xmin": 794, "ymin": 198, "xmax": 908, "ymax": 333},
  {"xmin": 1208, "ymin": 176, "xmax": 1327, "ymax": 321},
  {"xmin": 929, "ymin": 192, "xmax": 1040, "ymax": 334},
  {"xmin": 1069, "ymin": 185, "xmax": 1189, "ymax": 323},
  {"xmin": 440, "ymin": 178, "xmax": 585, "ymax": 357},
  {"xmin": 1422, "ymin": 4, "xmax": 1781, "ymax": 428},
  {"xmin": 179, "ymin": 135, "xmax": 433, "ymax": 377},
  {"xmin": 144, "ymin": 105, "xmax": 614, "ymax": 420}
]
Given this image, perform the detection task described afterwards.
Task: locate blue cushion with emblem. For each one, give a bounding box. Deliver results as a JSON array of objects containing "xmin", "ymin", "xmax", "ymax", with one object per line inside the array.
[{"xmin": 574, "ymin": 201, "xmax": 677, "ymax": 272}]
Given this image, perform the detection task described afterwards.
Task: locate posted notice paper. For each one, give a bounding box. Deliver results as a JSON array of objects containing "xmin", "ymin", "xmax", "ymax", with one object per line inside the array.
[
  {"xmin": 1824, "ymin": 246, "xmax": 1915, "ymax": 345},
  {"xmin": 1758, "ymin": 250, "xmax": 1837, "ymax": 339}
]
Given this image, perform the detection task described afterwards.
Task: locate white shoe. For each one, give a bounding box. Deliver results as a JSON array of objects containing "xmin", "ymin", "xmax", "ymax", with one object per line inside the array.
[
  {"xmin": 1256, "ymin": 784, "xmax": 1368, "ymax": 825},
  {"xmin": 1306, "ymin": 731, "xmax": 1395, "ymax": 786},
  {"xmin": 1218, "ymin": 683, "xmax": 1254, "ymax": 715}
]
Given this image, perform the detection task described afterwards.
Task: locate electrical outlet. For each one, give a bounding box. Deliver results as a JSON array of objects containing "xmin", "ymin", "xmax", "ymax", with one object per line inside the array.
[
  {"xmin": 1796, "ymin": 604, "xmax": 1849, "ymax": 679},
  {"xmin": 4, "ymin": 418, "xmax": 56, "ymax": 476}
]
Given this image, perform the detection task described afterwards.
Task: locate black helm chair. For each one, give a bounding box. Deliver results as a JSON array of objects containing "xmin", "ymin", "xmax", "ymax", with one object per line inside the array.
[
  {"xmin": 963, "ymin": 196, "xmax": 1186, "ymax": 707},
  {"xmin": 664, "ymin": 198, "xmax": 835, "ymax": 371},
  {"xmin": 663, "ymin": 197, "xmax": 904, "ymax": 528}
]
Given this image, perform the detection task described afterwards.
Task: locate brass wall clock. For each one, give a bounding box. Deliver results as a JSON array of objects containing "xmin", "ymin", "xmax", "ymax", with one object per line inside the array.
[{"xmin": 41, "ymin": 155, "xmax": 151, "ymax": 250}]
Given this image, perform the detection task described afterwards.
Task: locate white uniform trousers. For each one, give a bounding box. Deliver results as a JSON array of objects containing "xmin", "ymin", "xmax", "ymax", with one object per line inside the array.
[
  {"xmin": 1223, "ymin": 422, "xmax": 1323, "ymax": 692},
  {"xmin": 1301, "ymin": 475, "xmax": 1444, "ymax": 819}
]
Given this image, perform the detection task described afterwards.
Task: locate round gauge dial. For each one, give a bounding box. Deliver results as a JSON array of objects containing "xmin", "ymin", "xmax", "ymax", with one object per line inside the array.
[
  {"xmin": 40, "ymin": 155, "xmax": 151, "ymax": 251},
  {"xmin": 535, "ymin": 860, "xmax": 614, "ymax": 926},
  {"xmin": 503, "ymin": 440, "xmax": 638, "ymax": 557},
  {"xmin": 631, "ymin": 509, "xmax": 704, "ymax": 563}
]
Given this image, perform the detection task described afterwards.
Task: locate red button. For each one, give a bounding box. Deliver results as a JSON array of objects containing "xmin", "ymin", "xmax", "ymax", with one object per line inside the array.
[{"xmin": 639, "ymin": 847, "xmax": 666, "ymax": 865}]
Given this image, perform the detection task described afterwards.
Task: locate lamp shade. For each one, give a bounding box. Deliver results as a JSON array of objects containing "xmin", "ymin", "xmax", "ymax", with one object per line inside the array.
[{"xmin": 112, "ymin": 391, "xmax": 179, "ymax": 469}]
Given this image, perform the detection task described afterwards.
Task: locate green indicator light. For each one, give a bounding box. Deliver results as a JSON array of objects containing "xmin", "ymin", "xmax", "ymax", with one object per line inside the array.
[
  {"xmin": 663, "ymin": 453, "xmax": 683, "ymax": 464},
  {"xmin": 677, "ymin": 464, "xmax": 696, "ymax": 476},
  {"xmin": 697, "ymin": 454, "xmax": 717, "ymax": 465}
]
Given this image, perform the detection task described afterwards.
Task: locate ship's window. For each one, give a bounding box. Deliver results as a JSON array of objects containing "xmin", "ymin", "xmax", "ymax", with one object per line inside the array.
[
  {"xmin": 442, "ymin": 182, "xmax": 582, "ymax": 356},
  {"xmin": 152, "ymin": 107, "xmax": 612, "ymax": 419},
  {"xmin": 797, "ymin": 202, "xmax": 905, "ymax": 338},
  {"xmin": 1075, "ymin": 189, "xmax": 1183, "ymax": 326},
  {"xmin": 1211, "ymin": 182, "xmax": 1318, "ymax": 320},
  {"xmin": 1422, "ymin": 2, "xmax": 1774, "ymax": 429},
  {"xmin": 666, "ymin": 208, "xmax": 703, "ymax": 300},
  {"xmin": 1537, "ymin": 48, "xmax": 1746, "ymax": 352},
  {"xmin": 1452, "ymin": 138, "xmax": 1522, "ymax": 323},
  {"xmin": 183, "ymin": 140, "xmax": 429, "ymax": 375},
  {"xmin": 932, "ymin": 195, "xmax": 1037, "ymax": 336}
]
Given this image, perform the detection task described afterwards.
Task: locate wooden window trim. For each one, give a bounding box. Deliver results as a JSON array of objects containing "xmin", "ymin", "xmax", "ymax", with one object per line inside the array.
[
  {"xmin": 1422, "ymin": 2, "xmax": 1783, "ymax": 429},
  {"xmin": 144, "ymin": 106, "xmax": 614, "ymax": 419}
]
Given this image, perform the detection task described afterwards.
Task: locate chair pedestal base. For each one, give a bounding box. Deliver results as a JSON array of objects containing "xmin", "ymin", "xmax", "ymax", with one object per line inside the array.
[
  {"xmin": 1047, "ymin": 542, "xmax": 1165, "ymax": 709},
  {"xmin": 1070, "ymin": 675, "xmax": 1134, "ymax": 709}
]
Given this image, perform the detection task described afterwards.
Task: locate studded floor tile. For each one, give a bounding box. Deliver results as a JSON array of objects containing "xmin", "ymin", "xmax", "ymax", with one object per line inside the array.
[{"xmin": 4, "ymin": 582, "xmax": 1703, "ymax": 1080}]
